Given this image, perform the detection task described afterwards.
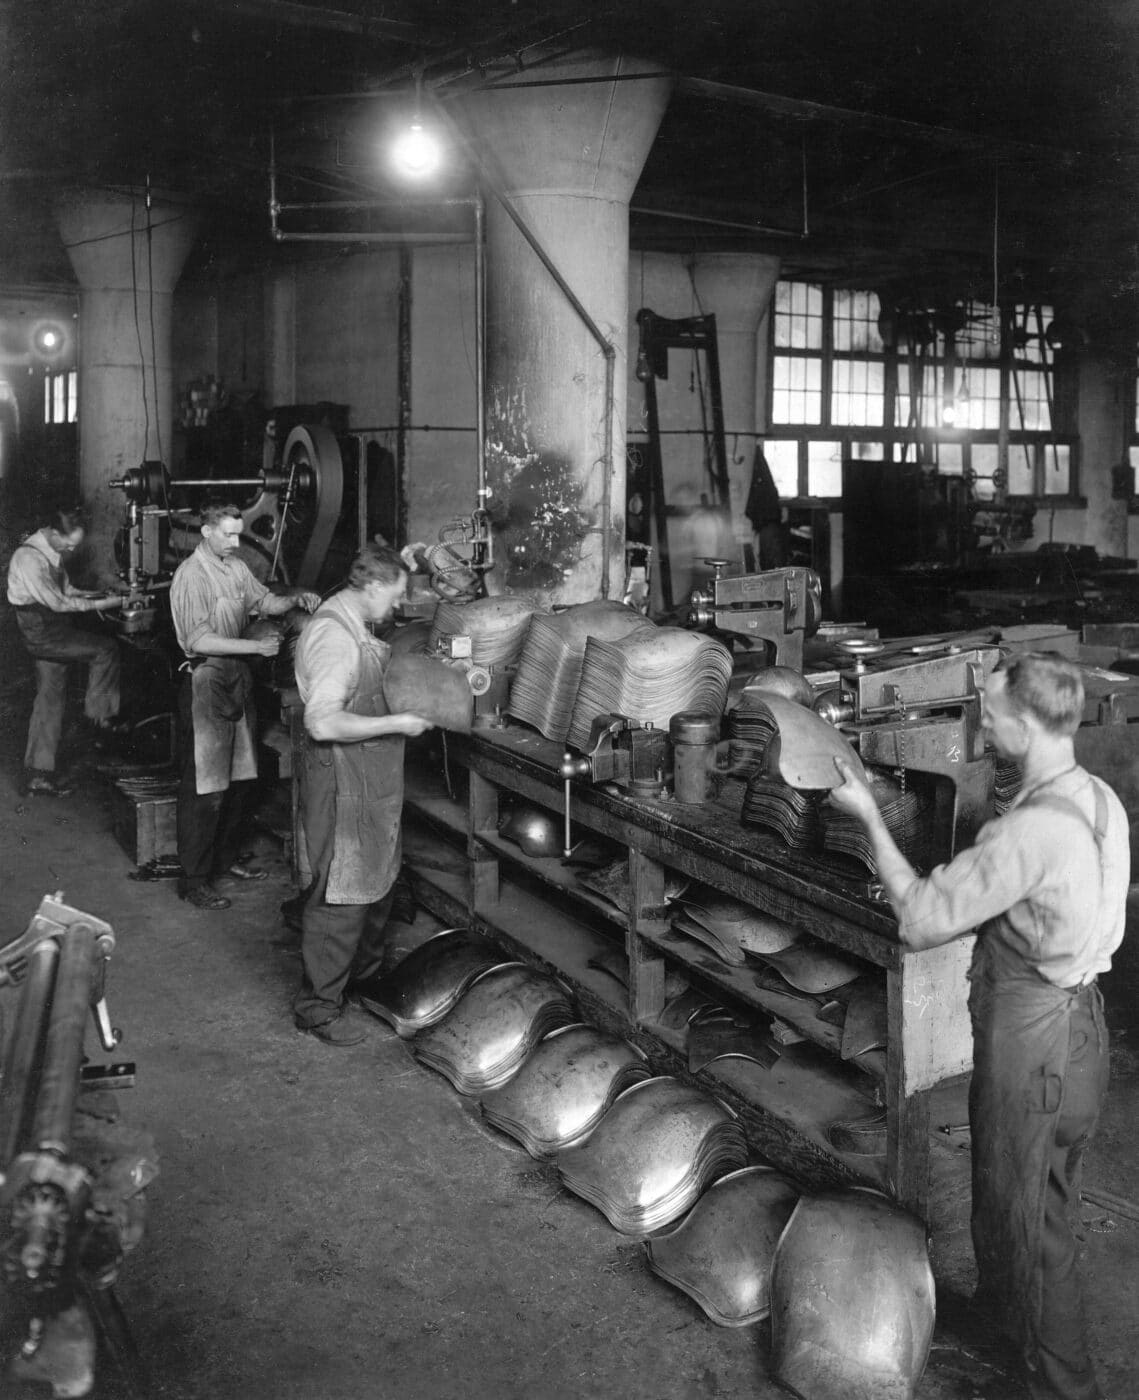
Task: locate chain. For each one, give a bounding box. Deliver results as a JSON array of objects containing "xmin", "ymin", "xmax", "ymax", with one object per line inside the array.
[{"xmin": 894, "ymin": 688, "xmax": 907, "ymax": 797}]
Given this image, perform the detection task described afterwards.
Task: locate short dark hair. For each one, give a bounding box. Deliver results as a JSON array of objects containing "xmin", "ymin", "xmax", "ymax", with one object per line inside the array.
[
  {"xmin": 42, "ymin": 502, "xmax": 86, "ymax": 536},
  {"xmin": 348, "ymin": 542, "xmax": 408, "ymax": 590},
  {"xmin": 994, "ymin": 650, "xmax": 1084, "ymax": 736},
  {"xmin": 201, "ymin": 502, "xmax": 243, "ymax": 528}
]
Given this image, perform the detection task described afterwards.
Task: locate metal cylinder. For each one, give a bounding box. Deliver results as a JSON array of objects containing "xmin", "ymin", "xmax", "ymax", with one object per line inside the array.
[
  {"xmin": 670, "ymin": 710, "xmax": 720, "ymax": 804},
  {"xmin": 30, "ymin": 929, "xmax": 100, "ymax": 1157},
  {"xmin": 0, "ymin": 940, "xmax": 60, "ymax": 1164}
]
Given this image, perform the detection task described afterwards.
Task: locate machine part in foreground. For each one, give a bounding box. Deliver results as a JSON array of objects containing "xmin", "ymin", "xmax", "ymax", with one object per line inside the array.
[{"xmin": 1, "ymin": 895, "xmax": 152, "ymax": 1400}]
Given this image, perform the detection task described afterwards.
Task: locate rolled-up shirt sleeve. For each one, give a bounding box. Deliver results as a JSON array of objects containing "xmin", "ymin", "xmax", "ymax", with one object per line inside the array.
[
  {"xmin": 298, "ymin": 618, "xmax": 358, "ymax": 730},
  {"xmin": 894, "ymin": 815, "xmax": 1042, "ymax": 946},
  {"xmin": 170, "ymin": 568, "xmax": 217, "ymax": 653}
]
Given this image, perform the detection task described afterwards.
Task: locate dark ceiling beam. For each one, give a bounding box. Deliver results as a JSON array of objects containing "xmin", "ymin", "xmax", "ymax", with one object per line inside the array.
[
  {"xmin": 678, "ymin": 75, "xmax": 1082, "ymax": 165},
  {"xmin": 213, "ymin": 0, "xmax": 430, "ymax": 44}
]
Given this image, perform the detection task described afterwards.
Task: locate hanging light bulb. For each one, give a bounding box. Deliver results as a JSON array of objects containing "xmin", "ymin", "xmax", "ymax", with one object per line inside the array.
[
  {"xmin": 391, "ymin": 70, "xmax": 442, "ymax": 180},
  {"xmin": 392, "ymin": 118, "xmax": 441, "ymax": 179}
]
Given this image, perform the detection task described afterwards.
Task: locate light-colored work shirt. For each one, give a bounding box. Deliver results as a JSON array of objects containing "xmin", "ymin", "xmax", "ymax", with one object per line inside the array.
[
  {"xmin": 6, "ymin": 530, "xmax": 100, "ymax": 612},
  {"xmin": 894, "ymin": 765, "xmax": 1129, "ymax": 988},
  {"xmin": 295, "ymin": 592, "xmax": 389, "ymax": 728},
  {"xmin": 169, "ymin": 542, "xmax": 269, "ymax": 656}
]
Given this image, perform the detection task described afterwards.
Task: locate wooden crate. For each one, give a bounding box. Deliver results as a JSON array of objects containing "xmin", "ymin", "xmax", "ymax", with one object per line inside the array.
[{"xmin": 111, "ymin": 786, "xmax": 178, "ymax": 866}]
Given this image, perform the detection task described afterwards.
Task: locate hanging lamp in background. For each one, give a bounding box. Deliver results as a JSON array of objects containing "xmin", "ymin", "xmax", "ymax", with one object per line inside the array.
[{"xmin": 391, "ymin": 72, "xmax": 442, "ymax": 180}]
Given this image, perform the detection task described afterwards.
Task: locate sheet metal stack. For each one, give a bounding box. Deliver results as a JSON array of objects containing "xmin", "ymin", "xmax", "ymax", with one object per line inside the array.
[
  {"xmin": 727, "ymin": 701, "xmax": 778, "ymax": 778},
  {"xmin": 556, "ymin": 1076, "xmax": 748, "ymax": 1235},
  {"xmin": 352, "ymin": 929, "xmax": 511, "ymax": 1038},
  {"xmin": 566, "ymin": 629, "xmax": 733, "ymax": 752},
  {"xmin": 644, "ymin": 1166, "xmax": 800, "ymax": 1326},
  {"xmin": 671, "ymin": 892, "xmax": 802, "ymax": 967},
  {"xmin": 820, "ymin": 767, "xmax": 933, "ymax": 874},
  {"xmin": 508, "ymin": 601, "xmax": 655, "ymax": 741},
  {"xmin": 479, "ymin": 1023, "xmax": 651, "ymax": 1157},
  {"xmin": 740, "ymin": 772, "xmax": 824, "ymax": 852},
  {"xmin": 428, "ymin": 595, "xmax": 541, "ymax": 670},
  {"xmin": 411, "ymin": 962, "xmax": 576, "ymax": 1095},
  {"xmin": 577, "ymin": 857, "xmax": 688, "ymax": 916},
  {"xmin": 994, "ymin": 757, "xmax": 1022, "ymax": 814}
]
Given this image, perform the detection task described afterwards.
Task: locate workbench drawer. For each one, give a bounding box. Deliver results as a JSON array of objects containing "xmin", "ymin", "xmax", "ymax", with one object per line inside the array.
[{"xmin": 112, "ymin": 787, "xmax": 178, "ymax": 866}]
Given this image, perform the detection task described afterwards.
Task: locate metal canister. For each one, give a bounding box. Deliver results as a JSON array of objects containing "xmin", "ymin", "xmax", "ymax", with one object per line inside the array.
[{"xmin": 669, "ymin": 710, "xmax": 720, "ymax": 804}]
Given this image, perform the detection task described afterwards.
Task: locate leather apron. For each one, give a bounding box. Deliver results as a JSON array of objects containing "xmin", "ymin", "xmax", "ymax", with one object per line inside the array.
[
  {"xmin": 15, "ymin": 602, "xmax": 78, "ymax": 655},
  {"xmin": 966, "ymin": 786, "xmax": 1107, "ymax": 1362},
  {"xmin": 188, "ymin": 657, "xmax": 257, "ymax": 796},
  {"xmin": 301, "ymin": 614, "xmax": 405, "ymax": 905}
]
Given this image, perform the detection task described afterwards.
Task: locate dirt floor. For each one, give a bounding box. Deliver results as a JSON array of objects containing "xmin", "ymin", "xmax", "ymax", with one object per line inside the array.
[{"xmin": 0, "ymin": 647, "xmax": 1137, "ymax": 1400}]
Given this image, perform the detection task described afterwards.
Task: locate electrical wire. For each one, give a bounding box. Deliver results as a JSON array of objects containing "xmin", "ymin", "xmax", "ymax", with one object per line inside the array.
[
  {"xmin": 145, "ymin": 175, "xmax": 164, "ymax": 468},
  {"xmin": 128, "ymin": 192, "xmax": 153, "ymax": 465}
]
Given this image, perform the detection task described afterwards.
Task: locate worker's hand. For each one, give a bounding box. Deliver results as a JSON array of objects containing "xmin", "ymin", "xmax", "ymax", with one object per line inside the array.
[
  {"xmin": 252, "ymin": 634, "xmax": 282, "ymax": 657},
  {"xmin": 295, "ymin": 591, "xmax": 321, "ymax": 613},
  {"xmin": 828, "ymin": 757, "xmax": 877, "ymax": 823},
  {"xmin": 93, "ymin": 595, "xmax": 123, "ymax": 611},
  {"xmin": 392, "ymin": 713, "xmax": 434, "ymax": 737},
  {"xmin": 400, "ymin": 542, "xmax": 428, "ymax": 572}
]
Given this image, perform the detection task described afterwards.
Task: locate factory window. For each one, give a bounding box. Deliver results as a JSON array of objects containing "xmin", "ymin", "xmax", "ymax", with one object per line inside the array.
[
  {"xmin": 43, "ymin": 369, "xmax": 77, "ymax": 425},
  {"xmin": 767, "ymin": 282, "xmax": 1074, "ymax": 501}
]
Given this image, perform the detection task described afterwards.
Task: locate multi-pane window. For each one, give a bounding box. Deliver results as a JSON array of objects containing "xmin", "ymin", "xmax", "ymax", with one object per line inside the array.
[
  {"xmin": 43, "ymin": 370, "xmax": 77, "ymax": 425},
  {"xmin": 766, "ymin": 282, "xmax": 1074, "ymax": 500}
]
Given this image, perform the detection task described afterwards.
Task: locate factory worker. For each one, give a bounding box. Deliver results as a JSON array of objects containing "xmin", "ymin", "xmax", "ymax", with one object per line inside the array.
[
  {"xmin": 170, "ymin": 501, "xmax": 320, "ymax": 910},
  {"xmin": 291, "ymin": 542, "xmax": 432, "ymax": 1045},
  {"xmin": 7, "ymin": 502, "xmax": 124, "ymax": 795},
  {"xmin": 830, "ymin": 651, "xmax": 1128, "ymax": 1400}
]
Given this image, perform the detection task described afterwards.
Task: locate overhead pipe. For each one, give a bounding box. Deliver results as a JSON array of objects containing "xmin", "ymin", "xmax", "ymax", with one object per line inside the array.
[{"xmin": 426, "ymin": 90, "xmax": 619, "ymax": 597}]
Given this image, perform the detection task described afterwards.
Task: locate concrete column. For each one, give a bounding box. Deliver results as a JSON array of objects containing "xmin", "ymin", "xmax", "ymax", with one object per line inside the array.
[
  {"xmin": 57, "ymin": 189, "xmax": 198, "ymax": 581},
  {"xmin": 627, "ymin": 251, "xmax": 780, "ymax": 602},
  {"xmin": 456, "ymin": 54, "xmax": 672, "ymax": 603},
  {"xmin": 689, "ymin": 252, "xmax": 781, "ymax": 537}
]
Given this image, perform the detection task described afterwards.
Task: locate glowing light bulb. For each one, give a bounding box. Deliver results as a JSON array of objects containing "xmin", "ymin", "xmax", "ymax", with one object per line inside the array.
[{"xmin": 392, "ymin": 121, "xmax": 441, "ymax": 179}]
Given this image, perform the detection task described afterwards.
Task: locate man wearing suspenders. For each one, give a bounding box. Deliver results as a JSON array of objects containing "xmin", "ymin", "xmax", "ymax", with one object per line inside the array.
[{"xmin": 831, "ymin": 651, "xmax": 1129, "ymax": 1400}]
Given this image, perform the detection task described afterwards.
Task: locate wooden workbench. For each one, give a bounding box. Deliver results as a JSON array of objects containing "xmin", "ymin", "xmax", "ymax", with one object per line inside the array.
[{"xmin": 403, "ymin": 724, "xmax": 974, "ymax": 1228}]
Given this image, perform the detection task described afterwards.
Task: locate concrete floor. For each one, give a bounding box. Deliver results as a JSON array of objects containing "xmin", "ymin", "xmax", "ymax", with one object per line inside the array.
[{"xmin": 1, "ymin": 664, "xmax": 1137, "ymax": 1400}]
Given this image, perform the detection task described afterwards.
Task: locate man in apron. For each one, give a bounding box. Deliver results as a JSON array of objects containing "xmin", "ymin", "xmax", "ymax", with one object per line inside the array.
[
  {"xmin": 170, "ymin": 502, "xmax": 319, "ymax": 910},
  {"xmin": 831, "ymin": 651, "xmax": 1128, "ymax": 1400},
  {"xmin": 6, "ymin": 503, "xmax": 125, "ymax": 795},
  {"xmin": 291, "ymin": 542, "xmax": 433, "ymax": 1045}
]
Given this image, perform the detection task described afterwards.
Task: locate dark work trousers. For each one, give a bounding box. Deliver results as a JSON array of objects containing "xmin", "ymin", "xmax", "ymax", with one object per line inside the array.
[
  {"xmin": 292, "ymin": 740, "xmax": 396, "ymax": 1029},
  {"xmin": 176, "ymin": 674, "xmax": 254, "ymax": 894},
  {"xmin": 15, "ymin": 609, "xmax": 120, "ymax": 773},
  {"xmin": 969, "ymin": 937, "xmax": 1109, "ymax": 1400}
]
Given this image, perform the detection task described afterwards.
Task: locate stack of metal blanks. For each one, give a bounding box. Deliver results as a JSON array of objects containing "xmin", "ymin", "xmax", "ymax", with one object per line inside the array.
[
  {"xmin": 353, "ymin": 929, "xmax": 512, "ymax": 1038},
  {"xmin": 566, "ymin": 629, "xmax": 733, "ymax": 752},
  {"xmin": 750, "ymin": 940, "xmax": 863, "ymax": 996},
  {"xmin": 428, "ymin": 595, "xmax": 541, "ymax": 669},
  {"xmin": 479, "ymin": 1023, "xmax": 651, "ymax": 1158},
  {"xmin": 740, "ymin": 772, "xmax": 823, "ymax": 852},
  {"xmin": 727, "ymin": 702, "xmax": 778, "ymax": 778},
  {"xmin": 994, "ymin": 757, "xmax": 1022, "ymax": 814},
  {"xmin": 576, "ymin": 857, "xmax": 689, "ymax": 916},
  {"xmin": 556, "ymin": 1076, "xmax": 748, "ymax": 1235},
  {"xmin": 411, "ymin": 962, "xmax": 576, "ymax": 1095},
  {"xmin": 644, "ymin": 1166, "xmax": 799, "ymax": 1326},
  {"xmin": 769, "ymin": 1188, "xmax": 936, "ymax": 1400},
  {"xmin": 508, "ymin": 601, "xmax": 655, "ymax": 741},
  {"xmin": 820, "ymin": 767, "xmax": 933, "ymax": 873},
  {"xmin": 672, "ymin": 893, "xmax": 801, "ymax": 967}
]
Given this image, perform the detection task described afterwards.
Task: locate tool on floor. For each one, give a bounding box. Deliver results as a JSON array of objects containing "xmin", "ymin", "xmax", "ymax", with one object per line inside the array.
[{"xmin": 1, "ymin": 893, "xmax": 151, "ymax": 1400}]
